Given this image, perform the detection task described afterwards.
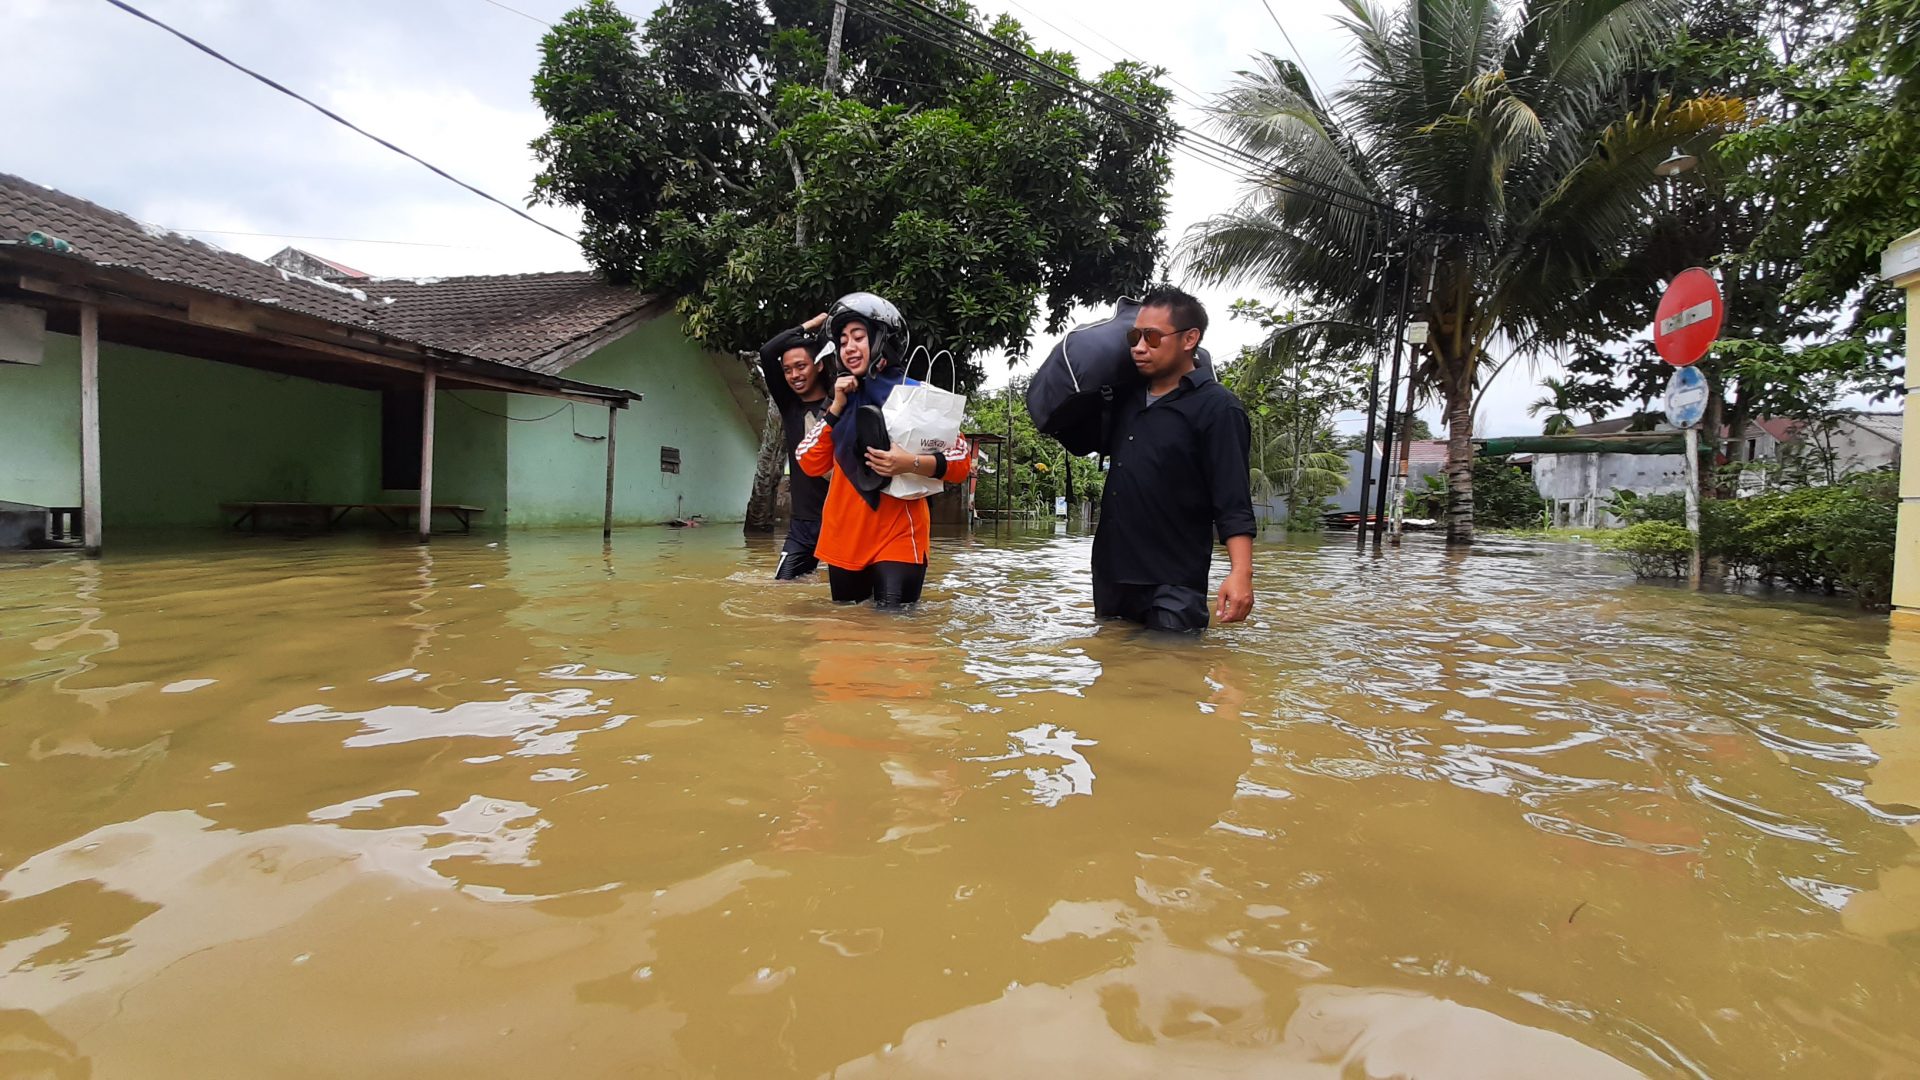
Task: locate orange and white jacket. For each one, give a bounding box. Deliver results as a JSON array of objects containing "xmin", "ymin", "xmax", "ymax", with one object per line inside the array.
[{"xmin": 797, "ymin": 420, "xmax": 974, "ymax": 570}]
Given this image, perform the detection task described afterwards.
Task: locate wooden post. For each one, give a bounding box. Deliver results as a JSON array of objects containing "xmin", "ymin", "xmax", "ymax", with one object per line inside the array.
[
  {"xmin": 79, "ymin": 303, "xmax": 102, "ymax": 557},
  {"xmin": 1063, "ymin": 453, "xmax": 1074, "ymax": 521},
  {"xmin": 1683, "ymin": 425, "xmax": 1702, "ymax": 589},
  {"xmin": 418, "ymin": 364, "xmax": 436, "ymax": 544},
  {"xmin": 603, "ymin": 405, "xmax": 618, "ymax": 539}
]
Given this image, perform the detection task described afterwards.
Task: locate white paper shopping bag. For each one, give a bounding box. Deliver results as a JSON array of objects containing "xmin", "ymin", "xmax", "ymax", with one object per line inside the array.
[{"xmin": 881, "ymin": 350, "xmax": 968, "ymax": 500}]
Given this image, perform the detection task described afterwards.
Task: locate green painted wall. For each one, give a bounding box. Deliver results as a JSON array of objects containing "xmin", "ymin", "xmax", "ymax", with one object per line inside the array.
[
  {"xmin": 505, "ymin": 317, "xmax": 758, "ymax": 526},
  {"xmin": 378, "ymin": 389, "xmax": 509, "ymax": 528},
  {"xmin": 1, "ymin": 317, "xmax": 743, "ymax": 531},
  {"xmin": 2, "ymin": 334, "xmax": 509, "ymax": 529},
  {"xmin": 98, "ymin": 342, "xmax": 381, "ymax": 527},
  {"xmin": 0, "ymin": 335, "xmax": 82, "ymax": 508}
]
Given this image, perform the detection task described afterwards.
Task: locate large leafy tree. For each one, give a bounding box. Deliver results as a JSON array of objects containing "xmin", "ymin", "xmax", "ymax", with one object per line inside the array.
[
  {"xmin": 962, "ymin": 378, "xmax": 1101, "ymax": 518},
  {"xmin": 1183, "ymin": 0, "xmax": 1737, "ymax": 544},
  {"xmin": 1220, "ymin": 301, "xmax": 1368, "ymax": 530},
  {"xmin": 530, "ymin": 0, "xmax": 1174, "ymax": 527},
  {"xmin": 1551, "ymin": 0, "xmax": 1911, "ymax": 493}
]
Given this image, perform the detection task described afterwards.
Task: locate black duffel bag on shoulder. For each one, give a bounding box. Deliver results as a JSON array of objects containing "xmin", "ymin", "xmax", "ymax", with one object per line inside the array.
[{"xmin": 1025, "ymin": 297, "xmax": 1212, "ymax": 455}]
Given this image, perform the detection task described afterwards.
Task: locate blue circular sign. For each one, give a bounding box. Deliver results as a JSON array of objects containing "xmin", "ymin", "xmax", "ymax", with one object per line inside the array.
[{"xmin": 1664, "ymin": 365, "xmax": 1709, "ymax": 429}]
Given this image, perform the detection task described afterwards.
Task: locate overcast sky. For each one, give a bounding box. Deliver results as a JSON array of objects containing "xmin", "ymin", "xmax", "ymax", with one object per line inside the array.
[{"xmin": 6, "ymin": 0, "xmax": 1582, "ymax": 437}]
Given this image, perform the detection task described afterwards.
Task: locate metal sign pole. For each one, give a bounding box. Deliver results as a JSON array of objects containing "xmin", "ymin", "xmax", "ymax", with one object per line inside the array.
[
  {"xmin": 1664, "ymin": 363, "xmax": 1710, "ymax": 591},
  {"xmin": 1683, "ymin": 426, "xmax": 1702, "ymax": 589}
]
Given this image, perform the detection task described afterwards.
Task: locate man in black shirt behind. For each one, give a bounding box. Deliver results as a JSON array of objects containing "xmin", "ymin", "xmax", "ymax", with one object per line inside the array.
[
  {"xmin": 1093, "ymin": 286, "xmax": 1256, "ymax": 631},
  {"xmin": 759, "ymin": 312, "xmax": 833, "ymax": 579}
]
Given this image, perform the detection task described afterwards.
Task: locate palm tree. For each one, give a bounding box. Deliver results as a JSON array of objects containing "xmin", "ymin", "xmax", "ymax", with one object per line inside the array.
[
  {"xmin": 1226, "ymin": 313, "xmax": 1366, "ymax": 529},
  {"xmin": 1528, "ymin": 375, "xmax": 1580, "ymax": 435},
  {"xmin": 1183, "ymin": 0, "xmax": 1741, "ymax": 544}
]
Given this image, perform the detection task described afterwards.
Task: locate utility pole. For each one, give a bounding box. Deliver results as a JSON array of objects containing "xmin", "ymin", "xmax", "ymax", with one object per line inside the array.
[
  {"xmin": 823, "ymin": 0, "xmax": 848, "ymax": 91},
  {"xmin": 1005, "ymin": 382, "xmax": 1014, "ymax": 520},
  {"xmin": 1355, "ymin": 224, "xmax": 1394, "ymax": 552},
  {"xmin": 1371, "ymin": 227, "xmax": 1417, "ymax": 548}
]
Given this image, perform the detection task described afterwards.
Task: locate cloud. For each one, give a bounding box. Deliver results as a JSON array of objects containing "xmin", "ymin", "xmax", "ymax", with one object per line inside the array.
[{"xmin": 8, "ymin": 0, "xmax": 1609, "ymax": 431}]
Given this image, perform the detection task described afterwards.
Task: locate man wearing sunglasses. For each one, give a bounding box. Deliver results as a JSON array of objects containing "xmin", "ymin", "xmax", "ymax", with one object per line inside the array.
[{"xmin": 1092, "ymin": 286, "xmax": 1255, "ymax": 631}]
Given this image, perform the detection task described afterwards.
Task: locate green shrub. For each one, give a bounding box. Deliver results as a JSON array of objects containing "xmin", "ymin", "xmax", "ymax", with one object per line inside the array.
[
  {"xmin": 1605, "ymin": 489, "xmax": 1685, "ymax": 525},
  {"xmin": 1809, "ymin": 472, "xmax": 1897, "ymax": 605},
  {"xmin": 1601, "ymin": 470, "xmax": 1897, "ymax": 606},
  {"xmin": 1404, "ymin": 456, "xmax": 1547, "ymax": 528},
  {"xmin": 1603, "ymin": 521, "xmax": 1694, "ymax": 579},
  {"xmin": 1475, "ymin": 456, "xmax": 1548, "ymax": 529}
]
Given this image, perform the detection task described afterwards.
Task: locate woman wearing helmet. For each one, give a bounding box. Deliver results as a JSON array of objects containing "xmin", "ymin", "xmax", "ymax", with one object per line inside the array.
[{"xmin": 795, "ymin": 292, "xmax": 974, "ymax": 608}]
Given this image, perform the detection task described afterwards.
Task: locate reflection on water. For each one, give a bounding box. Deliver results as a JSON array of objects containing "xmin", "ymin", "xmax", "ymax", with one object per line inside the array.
[{"xmin": 2, "ymin": 526, "xmax": 1919, "ymax": 1077}]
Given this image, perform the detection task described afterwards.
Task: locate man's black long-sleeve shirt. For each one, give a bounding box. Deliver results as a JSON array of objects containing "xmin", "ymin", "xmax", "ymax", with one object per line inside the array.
[
  {"xmin": 1092, "ymin": 365, "xmax": 1255, "ymax": 592},
  {"xmin": 759, "ymin": 326, "xmax": 831, "ymax": 522}
]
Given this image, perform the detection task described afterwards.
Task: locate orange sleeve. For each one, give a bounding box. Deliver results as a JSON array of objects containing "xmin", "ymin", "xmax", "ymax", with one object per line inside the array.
[
  {"xmin": 798, "ymin": 414, "xmax": 836, "ymax": 478},
  {"xmin": 941, "ymin": 435, "xmax": 975, "ymax": 485}
]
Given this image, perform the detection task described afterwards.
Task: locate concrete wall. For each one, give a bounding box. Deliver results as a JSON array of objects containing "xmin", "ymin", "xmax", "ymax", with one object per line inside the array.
[
  {"xmin": 1, "ymin": 332, "xmax": 511, "ymax": 529},
  {"xmin": 3, "ymin": 316, "xmax": 751, "ymax": 532},
  {"xmin": 1825, "ymin": 415, "xmax": 1901, "ymax": 476},
  {"xmin": 384, "ymin": 389, "xmax": 508, "ymax": 527},
  {"xmin": 505, "ymin": 317, "xmax": 758, "ymax": 526},
  {"xmin": 97, "ymin": 342, "xmax": 381, "ymax": 526},
  {"xmin": 0, "ymin": 334, "xmax": 82, "ymax": 508},
  {"xmin": 1533, "ymin": 451, "xmax": 1687, "ymax": 528}
]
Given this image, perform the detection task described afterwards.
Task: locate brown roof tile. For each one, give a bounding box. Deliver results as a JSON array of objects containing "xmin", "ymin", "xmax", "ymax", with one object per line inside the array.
[
  {"xmin": 371, "ymin": 273, "xmax": 654, "ymax": 367},
  {"xmin": 0, "ymin": 173, "xmax": 650, "ymax": 369}
]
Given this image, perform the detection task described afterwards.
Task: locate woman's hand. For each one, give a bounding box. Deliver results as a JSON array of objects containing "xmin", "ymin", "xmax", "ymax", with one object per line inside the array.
[
  {"xmin": 831, "ymin": 375, "xmax": 859, "ymax": 413},
  {"xmin": 865, "ymin": 444, "xmax": 921, "ymax": 478}
]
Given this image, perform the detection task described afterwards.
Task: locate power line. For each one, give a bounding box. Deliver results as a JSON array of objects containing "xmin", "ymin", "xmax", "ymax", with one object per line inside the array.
[
  {"xmin": 164, "ymin": 227, "xmax": 483, "ymax": 249},
  {"xmin": 857, "ymin": 0, "xmax": 1393, "ymax": 219},
  {"xmin": 1259, "ymin": 0, "xmax": 1333, "ymax": 107},
  {"xmin": 996, "ymin": 0, "xmax": 1213, "ymax": 115},
  {"xmin": 861, "ymin": 0, "xmax": 1386, "ymax": 215},
  {"xmin": 475, "ymin": 0, "xmax": 549, "ymax": 26},
  {"xmin": 99, "ymin": 0, "xmax": 581, "ymax": 247},
  {"xmin": 1032, "ymin": 4, "xmax": 1213, "ymax": 106},
  {"xmin": 446, "ymin": 391, "xmax": 570, "ymax": 422}
]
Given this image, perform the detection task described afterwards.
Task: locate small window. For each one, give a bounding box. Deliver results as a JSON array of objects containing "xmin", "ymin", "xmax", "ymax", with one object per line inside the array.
[
  {"xmin": 660, "ymin": 446, "xmax": 681, "ymax": 474},
  {"xmin": 1746, "ymin": 438, "xmax": 1758, "ymax": 461}
]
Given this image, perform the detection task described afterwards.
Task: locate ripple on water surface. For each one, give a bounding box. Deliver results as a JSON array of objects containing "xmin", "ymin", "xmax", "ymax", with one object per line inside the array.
[{"xmin": 1, "ymin": 527, "xmax": 1917, "ymax": 1077}]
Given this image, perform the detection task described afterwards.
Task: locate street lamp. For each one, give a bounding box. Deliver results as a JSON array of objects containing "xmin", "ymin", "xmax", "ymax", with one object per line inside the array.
[{"xmin": 1654, "ymin": 147, "xmax": 1698, "ymax": 177}]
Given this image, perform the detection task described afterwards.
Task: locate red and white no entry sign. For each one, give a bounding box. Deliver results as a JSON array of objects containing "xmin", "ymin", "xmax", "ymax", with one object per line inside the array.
[{"xmin": 1653, "ymin": 267, "xmax": 1723, "ymax": 367}]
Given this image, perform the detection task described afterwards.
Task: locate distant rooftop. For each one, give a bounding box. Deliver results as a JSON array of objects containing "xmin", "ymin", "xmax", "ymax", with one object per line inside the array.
[{"xmin": 0, "ymin": 174, "xmax": 655, "ymax": 370}]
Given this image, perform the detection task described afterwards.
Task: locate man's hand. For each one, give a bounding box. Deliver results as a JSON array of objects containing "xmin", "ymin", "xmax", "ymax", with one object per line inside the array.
[
  {"xmin": 1216, "ymin": 534, "xmax": 1255, "ymax": 623},
  {"xmin": 1216, "ymin": 567, "xmax": 1253, "ymax": 624},
  {"xmin": 804, "ymin": 311, "xmax": 830, "ymax": 332},
  {"xmin": 865, "ymin": 444, "xmax": 920, "ymax": 477}
]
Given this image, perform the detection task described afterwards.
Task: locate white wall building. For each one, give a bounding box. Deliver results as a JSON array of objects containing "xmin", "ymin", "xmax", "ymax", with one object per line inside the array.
[{"xmin": 1529, "ymin": 412, "xmax": 1902, "ymax": 528}]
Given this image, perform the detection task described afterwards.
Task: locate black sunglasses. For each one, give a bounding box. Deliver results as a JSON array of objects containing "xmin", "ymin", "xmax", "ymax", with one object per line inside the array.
[{"xmin": 1126, "ymin": 325, "xmax": 1196, "ymax": 348}]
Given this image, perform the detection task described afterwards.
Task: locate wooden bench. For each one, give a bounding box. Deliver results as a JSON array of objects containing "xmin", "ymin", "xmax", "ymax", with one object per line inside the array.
[
  {"xmin": 361, "ymin": 503, "xmax": 485, "ymax": 533},
  {"xmin": 222, "ymin": 501, "xmax": 354, "ymax": 531},
  {"xmin": 221, "ymin": 502, "xmax": 485, "ymax": 533}
]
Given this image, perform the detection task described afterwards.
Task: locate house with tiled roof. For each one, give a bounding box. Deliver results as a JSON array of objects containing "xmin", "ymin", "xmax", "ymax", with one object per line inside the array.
[
  {"xmin": 0, "ymin": 173, "xmax": 761, "ymax": 548},
  {"xmin": 1528, "ymin": 411, "xmax": 1901, "ymax": 527}
]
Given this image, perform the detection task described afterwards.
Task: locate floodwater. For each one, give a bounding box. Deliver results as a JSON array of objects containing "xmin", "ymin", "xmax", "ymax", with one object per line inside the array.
[{"xmin": 2, "ymin": 526, "xmax": 1918, "ymax": 1079}]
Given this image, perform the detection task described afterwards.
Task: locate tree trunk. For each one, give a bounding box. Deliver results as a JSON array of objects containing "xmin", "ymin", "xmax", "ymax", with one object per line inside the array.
[
  {"xmin": 745, "ymin": 400, "xmax": 783, "ymax": 534},
  {"xmin": 1701, "ymin": 367, "xmax": 1728, "ymax": 498},
  {"xmin": 1444, "ymin": 378, "xmax": 1475, "ymax": 546},
  {"xmin": 1721, "ymin": 374, "xmax": 1755, "ymax": 498}
]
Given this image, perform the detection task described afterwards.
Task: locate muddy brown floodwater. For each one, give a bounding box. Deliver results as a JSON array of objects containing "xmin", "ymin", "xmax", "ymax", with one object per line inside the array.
[{"xmin": 2, "ymin": 526, "xmax": 1919, "ymax": 1078}]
